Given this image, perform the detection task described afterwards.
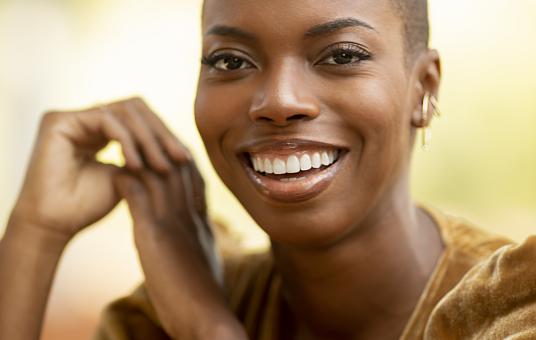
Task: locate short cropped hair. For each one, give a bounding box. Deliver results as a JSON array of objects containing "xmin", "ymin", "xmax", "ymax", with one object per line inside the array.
[
  {"xmin": 390, "ymin": 0, "xmax": 430, "ymax": 55},
  {"xmin": 202, "ymin": 0, "xmax": 430, "ymax": 55}
]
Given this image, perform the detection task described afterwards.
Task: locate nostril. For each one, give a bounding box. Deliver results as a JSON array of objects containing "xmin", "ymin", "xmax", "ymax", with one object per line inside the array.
[
  {"xmin": 256, "ymin": 114, "xmax": 310, "ymax": 125},
  {"xmin": 288, "ymin": 114, "xmax": 309, "ymax": 121}
]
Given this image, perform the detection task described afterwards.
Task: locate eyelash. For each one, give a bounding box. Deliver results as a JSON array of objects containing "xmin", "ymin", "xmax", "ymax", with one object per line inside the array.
[
  {"xmin": 201, "ymin": 43, "xmax": 372, "ymax": 71},
  {"xmin": 201, "ymin": 53, "xmax": 253, "ymax": 71},
  {"xmin": 318, "ymin": 42, "xmax": 372, "ymax": 66}
]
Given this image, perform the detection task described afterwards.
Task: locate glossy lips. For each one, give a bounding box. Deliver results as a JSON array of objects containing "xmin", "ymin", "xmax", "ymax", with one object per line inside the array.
[{"xmin": 240, "ymin": 140, "xmax": 345, "ymax": 202}]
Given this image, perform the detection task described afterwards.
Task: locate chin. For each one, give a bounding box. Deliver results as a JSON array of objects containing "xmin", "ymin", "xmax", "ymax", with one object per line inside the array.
[{"xmin": 218, "ymin": 147, "xmax": 380, "ymax": 248}]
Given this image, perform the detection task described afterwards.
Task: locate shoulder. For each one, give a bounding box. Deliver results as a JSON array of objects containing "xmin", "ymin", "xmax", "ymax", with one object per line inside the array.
[
  {"xmin": 425, "ymin": 206, "xmax": 513, "ymax": 261},
  {"xmin": 425, "ymin": 235, "xmax": 536, "ymax": 339},
  {"xmin": 402, "ymin": 207, "xmax": 518, "ymax": 338}
]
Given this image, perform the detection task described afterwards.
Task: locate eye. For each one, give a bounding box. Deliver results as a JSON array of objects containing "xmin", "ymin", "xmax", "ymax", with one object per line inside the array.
[
  {"xmin": 201, "ymin": 52, "xmax": 253, "ymax": 71},
  {"xmin": 330, "ymin": 51, "xmax": 360, "ymax": 65},
  {"xmin": 318, "ymin": 42, "xmax": 371, "ymax": 66}
]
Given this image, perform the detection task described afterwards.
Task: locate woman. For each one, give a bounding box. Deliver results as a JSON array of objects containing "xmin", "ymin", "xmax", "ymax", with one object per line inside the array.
[{"xmin": 1, "ymin": 0, "xmax": 535, "ymax": 339}]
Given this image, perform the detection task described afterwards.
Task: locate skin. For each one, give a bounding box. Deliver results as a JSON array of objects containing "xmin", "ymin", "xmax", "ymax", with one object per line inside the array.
[
  {"xmin": 0, "ymin": 0, "xmax": 442, "ymax": 339},
  {"xmin": 196, "ymin": 0, "xmax": 442, "ymax": 338},
  {"xmin": 0, "ymin": 99, "xmax": 245, "ymax": 340}
]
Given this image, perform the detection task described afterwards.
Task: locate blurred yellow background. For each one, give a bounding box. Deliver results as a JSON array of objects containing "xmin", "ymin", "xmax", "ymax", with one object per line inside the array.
[{"xmin": 0, "ymin": 0, "xmax": 534, "ymax": 339}]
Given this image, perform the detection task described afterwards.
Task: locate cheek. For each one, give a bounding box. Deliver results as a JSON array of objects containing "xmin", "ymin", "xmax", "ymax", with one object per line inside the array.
[
  {"xmin": 332, "ymin": 77, "xmax": 407, "ymax": 147},
  {"xmin": 323, "ymin": 74, "xmax": 411, "ymax": 188},
  {"xmin": 194, "ymin": 81, "xmax": 251, "ymax": 184},
  {"xmin": 195, "ymin": 84, "xmax": 225, "ymax": 145},
  {"xmin": 195, "ymin": 82, "xmax": 238, "ymax": 148}
]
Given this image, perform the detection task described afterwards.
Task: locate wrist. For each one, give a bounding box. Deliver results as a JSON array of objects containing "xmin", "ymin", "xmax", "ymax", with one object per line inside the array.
[{"xmin": 3, "ymin": 216, "xmax": 70, "ymax": 255}]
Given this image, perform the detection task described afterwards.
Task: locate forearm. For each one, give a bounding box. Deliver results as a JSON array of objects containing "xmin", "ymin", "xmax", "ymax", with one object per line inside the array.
[
  {"xmin": 0, "ymin": 219, "xmax": 68, "ymax": 340},
  {"xmin": 134, "ymin": 225, "xmax": 248, "ymax": 340},
  {"xmin": 155, "ymin": 287, "xmax": 249, "ymax": 340}
]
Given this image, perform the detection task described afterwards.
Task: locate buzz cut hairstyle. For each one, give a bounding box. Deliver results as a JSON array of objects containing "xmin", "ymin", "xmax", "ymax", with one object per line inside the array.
[
  {"xmin": 390, "ymin": 0, "xmax": 430, "ymax": 55},
  {"xmin": 201, "ymin": 0, "xmax": 430, "ymax": 56}
]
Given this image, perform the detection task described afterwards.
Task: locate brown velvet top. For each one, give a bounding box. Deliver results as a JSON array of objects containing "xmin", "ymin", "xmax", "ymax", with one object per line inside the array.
[{"xmin": 93, "ymin": 207, "xmax": 536, "ymax": 339}]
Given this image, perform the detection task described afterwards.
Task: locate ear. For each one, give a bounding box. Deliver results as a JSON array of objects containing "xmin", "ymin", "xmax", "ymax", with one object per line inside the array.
[{"xmin": 409, "ymin": 49, "xmax": 441, "ymax": 128}]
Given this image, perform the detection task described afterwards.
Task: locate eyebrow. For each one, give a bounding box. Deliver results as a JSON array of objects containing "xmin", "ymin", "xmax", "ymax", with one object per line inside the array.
[
  {"xmin": 205, "ymin": 25, "xmax": 256, "ymax": 41},
  {"xmin": 204, "ymin": 17, "xmax": 376, "ymax": 41},
  {"xmin": 305, "ymin": 17, "xmax": 376, "ymax": 37}
]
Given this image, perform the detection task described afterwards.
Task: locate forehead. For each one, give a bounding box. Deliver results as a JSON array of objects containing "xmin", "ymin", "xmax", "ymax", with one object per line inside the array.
[{"xmin": 202, "ymin": 0, "xmax": 399, "ymax": 37}]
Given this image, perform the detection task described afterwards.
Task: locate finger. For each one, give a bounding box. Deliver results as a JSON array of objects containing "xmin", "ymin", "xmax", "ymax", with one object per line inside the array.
[
  {"xmin": 114, "ymin": 101, "xmax": 172, "ymax": 173},
  {"xmin": 185, "ymin": 161, "xmax": 207, "ymax": 217},
  {"xmin": 137, "ymin": 170, "xmax": 172, "ymax": 221},
  {"xmin": 76, "ymin": 108, "xmax": 143, "ymax": 170},
  {"xmin": 164, "ymin": 165, "xmax": 199, "ymax": 236},
  {"xmin": 177, "ymin": 164, "xmax": 222, "ymax": 285},
  {"xmin": 131, "ymin": 97, "xmax": 192, "ymax": 162},
  {"xmin": 171, "ymin": 162, "xmax": 212, "ymax": 235},
  {"xmin": 115, "ymin": 173, "xmax": 153, "ymax": 225}
]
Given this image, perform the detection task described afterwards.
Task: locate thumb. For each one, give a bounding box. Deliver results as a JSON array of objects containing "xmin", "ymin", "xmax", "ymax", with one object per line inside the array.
[{"xmin": 115, "ymin": 173, "xmax": 154, "ymax": 225}]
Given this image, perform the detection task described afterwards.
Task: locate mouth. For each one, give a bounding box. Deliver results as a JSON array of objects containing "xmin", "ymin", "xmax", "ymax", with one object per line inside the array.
[{"xmin": 237, "ymin": 139, "xmax": 347, "ymax": 203}]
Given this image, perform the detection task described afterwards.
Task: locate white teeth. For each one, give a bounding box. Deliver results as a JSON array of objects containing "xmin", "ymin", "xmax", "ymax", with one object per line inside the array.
[
  {"xmin": 312, "ymin": 153, "xmax": 322, "ymax": 169},
  {"xmin": 264, "ymin": 158, "xmax": 274, "ymax": 174},
  {"xmin": 273, "ymin": 158, "xmax": 286, "ymax": 175},
  {"xmin": 257, "ymin": 157, "xmax": 265, "ymax": 172},
  {"xmin": 300, "ymin": 154, "xmax": 312, "ymax": 171},
  {"xmin": 250, "ymin": 150, "xmax": 340, "ymax": 175},
  {"xmin": 287, "ymin": 155, "xmax": 301, "ymax": 174},
  {"xmin": 321, "ymin": 152, "xmax": 330, "ymax": 166}
]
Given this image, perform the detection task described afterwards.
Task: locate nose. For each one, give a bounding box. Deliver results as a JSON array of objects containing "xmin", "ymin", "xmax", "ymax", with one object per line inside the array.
[{"xmin": 248, "ymin": 60, "xmax": 320, "ymax": 126}]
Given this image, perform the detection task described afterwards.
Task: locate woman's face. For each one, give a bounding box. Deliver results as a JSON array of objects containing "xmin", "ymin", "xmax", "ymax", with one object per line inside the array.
[{"xmin": 195, "ymin": 0, "xmax": 421, "ymax": 247}]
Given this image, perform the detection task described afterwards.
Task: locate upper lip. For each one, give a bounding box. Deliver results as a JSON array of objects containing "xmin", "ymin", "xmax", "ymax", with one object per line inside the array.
[{"xmin": 236, "ymin": 137, "xmax": 348, "ymax": 155}]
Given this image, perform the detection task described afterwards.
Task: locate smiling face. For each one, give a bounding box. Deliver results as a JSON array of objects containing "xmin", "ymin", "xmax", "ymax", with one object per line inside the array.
[{"xmin": 195, "ymin": 0, "xmax": 433, "ymax": 247}]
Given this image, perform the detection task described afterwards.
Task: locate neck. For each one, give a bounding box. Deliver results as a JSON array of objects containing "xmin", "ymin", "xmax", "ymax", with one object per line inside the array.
[{"xmin": 271, "ymin": 180, "xmax": 444, "ymax": 339}]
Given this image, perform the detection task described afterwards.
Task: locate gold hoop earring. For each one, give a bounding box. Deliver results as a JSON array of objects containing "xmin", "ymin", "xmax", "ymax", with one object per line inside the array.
[
  {"xmin": 429, "ymin": 96, "xmax": 441, "ymax": 118},
  {"xmin": 420, "ymin": 93, "xmax": 440, "ymax": 150},
  {"xmin": 422, "ymin": 126, "xmax": 432, "ymax": 150}
]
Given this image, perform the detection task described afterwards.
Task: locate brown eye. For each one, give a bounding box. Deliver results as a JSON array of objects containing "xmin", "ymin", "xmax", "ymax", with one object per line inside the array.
[
  {"xmin": 332, "ymin": 51, "xmax": 355, "ymax": 65},
  {"xmin": 322, "ymin": 50, "xmax": 367, "ymax": 65},
  {"xmin": 214, "ymin": 56, "xmax": 248, "ymax": 70},
  {"xmin": 202, "ymin": 52, "xmax": 254, "ymax": 71},
  {"xmin": 317, "ymin": 42, "xmax": 372, "ymax": 66}
]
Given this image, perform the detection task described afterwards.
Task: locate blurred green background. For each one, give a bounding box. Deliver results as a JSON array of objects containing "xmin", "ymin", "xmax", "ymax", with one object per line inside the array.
[{"xmin": 0, "ymin": 0, "xmax": 534, "ymax": 339}]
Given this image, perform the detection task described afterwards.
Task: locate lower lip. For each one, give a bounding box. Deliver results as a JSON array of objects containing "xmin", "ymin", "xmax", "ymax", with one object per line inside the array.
[{"xmin": 242, "ymin": 154, "xmax": 345, "ymax": 203}]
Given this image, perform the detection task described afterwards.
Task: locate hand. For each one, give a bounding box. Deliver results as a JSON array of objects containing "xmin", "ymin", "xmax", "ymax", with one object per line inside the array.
[
  {"xmin": 0, "ymin": 97, "xmax": 192, "ymax": 340},
  {"xmin": 8, "ymin": 97, "xmax": 188, "ymax": 242},
  {"xmin": 115, "ymin": 163, "xmax": 247, "ymax": 340}
]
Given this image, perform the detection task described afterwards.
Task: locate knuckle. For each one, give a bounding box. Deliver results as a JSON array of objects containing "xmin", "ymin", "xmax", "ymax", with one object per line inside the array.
[
  {"xmin": 116, "ymin": 107, "xmax": 134, "ymax": 123},
  {"xmin": 41, "ymin": 110, "xmax": 64, "ymax": 124},
  {"xmin": 39, "ymin": 111, "xmax": 68, "ymax": 132},
  {"xmin": 124, "ymin": 96, "xmax": 146, "ymax": 112},
  {"xmin": 129, "ymin": 96, "xmax": 145, "ymax": 105},
  {"xmin": 121, "ymin": 101, "xmax": 144, "ymax": 122},
  {"xmin": 100, "ymin": 110, "xmax": 117, "ymax": 125}
]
